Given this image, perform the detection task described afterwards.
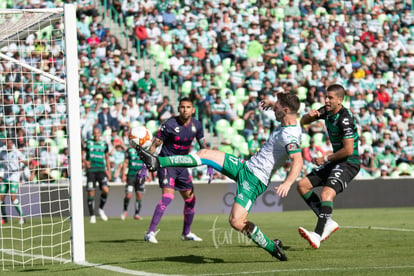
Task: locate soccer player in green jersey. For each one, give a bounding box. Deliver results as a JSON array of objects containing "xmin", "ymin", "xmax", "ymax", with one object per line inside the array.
[
  {"xmin": 0, "ymin": 139, "xmax": 27, "ymax": 225},
  {"xmin": 120, "ymin": 147, "xmax": 147, "ymax": 220},
  {"xmin": 135, "ymin": 93, "xmax": 303, "ymax": 261},
  {"xmin": 83, "ymin": 127, "xmax": 112, "ymax": 223},
  {"xmin": 297, "ymin": 84, "xmax": 361, "ymax": 249}
]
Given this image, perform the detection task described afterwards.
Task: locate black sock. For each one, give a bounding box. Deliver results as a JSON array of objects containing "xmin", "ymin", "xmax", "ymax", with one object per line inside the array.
[
  {"xmin": 135, "ymin": 199, "xmax": 142, "ymax": 215},
  {"xmin": 100, "ymin": 193, "xmax": 108, "ymax": 209},
  {"xmin": 315, "ymin": 201, "xmax": 333, "ymax": 236},
  {"xmin": 302, "ymin": 191, "xmax": 321, "ymax": 216},
  {"xmin": 123, "ymin": 197, "xmax": 129, "ymax": 212},
  {"xmin": 88, "ymin": 196, "xmax": 95, "ymax": 216}
]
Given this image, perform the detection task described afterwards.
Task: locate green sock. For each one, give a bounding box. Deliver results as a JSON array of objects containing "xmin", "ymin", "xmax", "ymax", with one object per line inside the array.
[
  {"xmin": 302, "ymin": 191, "xmax": 321, "ymax": 216},
  {"xmin": 249, "ymin": 225, "xmax": 274, "ymax": 253},
  {"xmin": 13, "ymin": 199, "xmax": 23, "ymax": 217},
  {"xmin": 159, "ymin": 153, "xmax": 201, "ymax": 167}
]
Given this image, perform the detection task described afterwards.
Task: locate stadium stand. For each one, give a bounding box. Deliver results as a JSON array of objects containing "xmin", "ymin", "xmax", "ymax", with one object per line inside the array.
[{"xmin": 2, "ymin": 0, "xmax": 414, "ymax": 182}]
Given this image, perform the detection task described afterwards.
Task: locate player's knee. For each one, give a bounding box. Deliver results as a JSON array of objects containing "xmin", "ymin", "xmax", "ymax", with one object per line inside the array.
[
  {"xmin": 228, "ymin": 217, "xmax": 243, "ymax": 231},
  {"xmin": 297, "ymin": 178, "xmax": 312, "ymax": 194}
]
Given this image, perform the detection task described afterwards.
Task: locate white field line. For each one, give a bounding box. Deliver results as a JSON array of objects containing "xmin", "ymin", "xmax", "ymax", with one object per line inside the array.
[
  {"xmin": 342, "ymin": 225, "xmax": 414, "ymax": 232},
  {"xmin": 198, "ymin": 265, "xmax": 414, "ymax": 275}
]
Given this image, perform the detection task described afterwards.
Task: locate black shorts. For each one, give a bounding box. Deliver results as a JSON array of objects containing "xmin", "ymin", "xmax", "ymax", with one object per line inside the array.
[
  {"xmin": 86, "ymin": 171, "xmax": 109, "ymax": 191},
  {"xmin": 125, "ymin": 176, "xmax": 145, "ymax": 193},
  {"xmin": 307, "ymin": 161, "xmax": 360, "ymax": 194},
  {"xmin": 157, "ymin": 167, "xmax": 194, "ymax": 191}
]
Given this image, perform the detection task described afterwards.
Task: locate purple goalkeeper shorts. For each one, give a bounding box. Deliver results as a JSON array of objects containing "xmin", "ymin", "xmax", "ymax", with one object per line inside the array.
[{"xmin": 157, "ymin": 167, "xmax": 194, "ymax": 191}]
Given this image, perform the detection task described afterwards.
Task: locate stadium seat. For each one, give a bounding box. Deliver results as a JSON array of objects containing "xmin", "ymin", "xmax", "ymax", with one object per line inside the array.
[
  {"xmin": 223, "ymin": 127, "xmax": 236, "ymax": 140},
  {"xmin": 231, "ymin": 134, "xmax": 246, "ymax": 148},
  {"xmin": 232, "ymin": 118, "xmax": 245, "ymax": 132},
  {"xmin": 362, "ymin": 131, "xmax": 373, "ymax": 145},
  {"xmin": 233, "ymin": 103, "xmax": 243, "ymax": 118},
  {"xmin": 222, "ymin": 58, "xmax": 232, "ymax": 72},
  {"xmin": 146, "ymin": 120, "xmax": 159, "ymax": 135},
  {"xmin": 234, "ymin": 87, "xmax": 248, "ymax": 103},
  {"xmin": 181, "ymin": 81, "xmax": 192, "ymax": 96},
  {"xmin": 398, "ymin": 162, "xmax": 412, "ymax": 176},
  {"xmin": 311, "ymin": 102, "xmax": 323, "ymax": 111},
  {"xmin": 301, "ymin": 133, "xmax": 311, "ymax": 148},
  {"xmin": 297, "ymin": 86, "xmax": 308, "ymax": 102},
  {"xmin": 215, "ymin": 119, "xmax": 231, "ymax": 133},
  {"xmin": 237, "ymin": 142, "xmax": 250, "ymax": 157}
]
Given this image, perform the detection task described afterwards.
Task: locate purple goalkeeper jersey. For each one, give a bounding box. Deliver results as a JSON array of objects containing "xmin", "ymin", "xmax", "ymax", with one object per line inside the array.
[{"xmin": 157, "ymin": 116, "xmax": 204, "ymax": 157}]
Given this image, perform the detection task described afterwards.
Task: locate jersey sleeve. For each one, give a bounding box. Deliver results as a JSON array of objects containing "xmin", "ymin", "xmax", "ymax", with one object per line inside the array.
[
  {"xmin": 339, "ymin": 113, "xmax": 357, "ymax": 139},
  {"xmin": 317, "ymin": 106, "xmax": 328, "ymax": 119},
  {"xmin": 156, "ymin": 121, "xmax": 170, "ymax": 142},
  {"xmin": 195, "ymin": 120, "xmax": 204, "ymax": 141},
  {"xmin": 284, "ymin": 131, "xmax": 302, "ymax": 155}
]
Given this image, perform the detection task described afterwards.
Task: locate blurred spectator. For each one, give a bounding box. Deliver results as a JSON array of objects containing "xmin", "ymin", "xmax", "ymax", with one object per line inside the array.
[
  {"xmin": 157, "ymin": 96, "xmax": 174, "ymax": 122},
  {"xmin": 374, "ymin": 145, "xmax": 396, "ymax": 175},
  {"xmin": 97, "ymin": 103, "xmax": 119, "ymax": 132}
]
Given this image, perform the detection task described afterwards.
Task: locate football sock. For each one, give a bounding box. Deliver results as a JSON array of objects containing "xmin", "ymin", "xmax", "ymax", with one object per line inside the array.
[
  {"xmin": 87, "ymin": 196, "xmax": 95, "ymax": 216},
  {"xmin": 148, "ymin": 193, "xmax": 173, "ymax": 233},
  {"xmin": 135, "ymin": 199, "xmax": 142, "ymax": 215},
  {"xmin": 182, "ymin": 196, "xmax": 196, "ymax": 235},
  {"xmin": 314, "ymin": 201, "xmax": 333, "ymax": 236},
  {"xmin": 12, "ymin": 199, "xmax": 23, "ymax": 217},
  {"xmin": 247, "ymin": 224, "xmax": 275, "ymax": 253},
  {"xmin": 123, "ymin": 197, "xmax": 129, "ymax": 212},
  {"xmin": 302, "ymin": 191, "xmax": 321, "ymax": 216},
  {"xmin": 159, "ymin": 153, "xmax": 201, "ymax": 167},
  {"xmin": 99, "ymin": 193, "xmax": 108, "ymax": 209}
]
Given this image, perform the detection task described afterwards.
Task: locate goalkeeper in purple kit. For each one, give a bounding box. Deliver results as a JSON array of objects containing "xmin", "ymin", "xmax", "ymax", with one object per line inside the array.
[{"xmin": 143, "ymin": 97, "xmax": 209, "ymax": 244}]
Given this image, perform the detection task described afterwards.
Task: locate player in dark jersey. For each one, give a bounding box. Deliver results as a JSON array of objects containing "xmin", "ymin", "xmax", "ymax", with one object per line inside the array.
[
  {"xmin": 297, "ymin": 84, "xmax": 360, "ymax": 249},
  {"xmin": 144, "ymin": 97, "xmax": 207, "ymax": 244},
  {"xmin": 120, "ymin": 147, "xmax": 147, "ymax": 220},
  {"xmin": 82, "ymin": 127, "xmax": 112, "ymax": 223}
]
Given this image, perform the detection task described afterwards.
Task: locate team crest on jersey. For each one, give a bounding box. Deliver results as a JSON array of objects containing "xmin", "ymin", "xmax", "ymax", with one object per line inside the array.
[
  {"xmin": 241, "ymin": 180, "xmax": 250, "ymax": 191},
  {"xmin": 286, "ymin": 142, "xmax": 300, "ymax": 152},
  {"xmin": 191, "ymin": 123, "xmax": 197, "ymax": 133}
]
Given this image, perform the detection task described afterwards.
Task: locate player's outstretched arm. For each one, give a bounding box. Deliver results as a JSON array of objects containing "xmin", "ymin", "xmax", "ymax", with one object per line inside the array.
[
  {"xmin": 300, "ymin": 109, "xmax": 320, "ymax": 126},
  {"xmin": 275, "ymin": 152, "xmax": 303, "ymax": 198}
]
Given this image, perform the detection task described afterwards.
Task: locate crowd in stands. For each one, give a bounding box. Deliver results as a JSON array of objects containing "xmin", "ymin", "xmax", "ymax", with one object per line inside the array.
[{"xmin": 1, "ymin": 0, "xmax": 414, "ymax": 183}]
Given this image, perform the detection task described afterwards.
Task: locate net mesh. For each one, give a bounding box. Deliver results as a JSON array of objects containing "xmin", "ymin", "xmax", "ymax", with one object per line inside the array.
[{"xmin": 0, "ymin": 8, "xmax": 71, "ymax": 269}]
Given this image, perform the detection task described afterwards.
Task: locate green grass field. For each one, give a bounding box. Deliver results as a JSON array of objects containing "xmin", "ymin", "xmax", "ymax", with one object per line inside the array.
[{"xmin": 2, "ymin": 207, "xmax": 414, "ymax": 275}]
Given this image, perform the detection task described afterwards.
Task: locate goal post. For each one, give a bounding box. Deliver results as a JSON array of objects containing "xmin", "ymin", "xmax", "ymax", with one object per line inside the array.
[
  {"xmin": 64, "ymin": 4, "xmax": 85, "ymax": 264},
  {"xmin": 0, "ymin": 4, "xmax": 85, "ymax": 269}
]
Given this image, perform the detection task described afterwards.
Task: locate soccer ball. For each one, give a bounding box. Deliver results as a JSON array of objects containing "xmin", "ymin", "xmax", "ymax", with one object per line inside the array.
[{"xmin": 129, "ymin": 126, "xmax": 153, "ymax": 149}]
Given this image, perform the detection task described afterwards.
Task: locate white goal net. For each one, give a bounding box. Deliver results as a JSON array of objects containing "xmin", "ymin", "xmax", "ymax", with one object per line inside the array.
[{"xmin": 0, "ymin": 5, "xmax": 84, "ymax": 270}]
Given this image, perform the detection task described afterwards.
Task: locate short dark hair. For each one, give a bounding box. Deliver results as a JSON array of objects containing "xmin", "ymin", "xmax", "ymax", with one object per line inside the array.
[
  {"xmin": 179, "ymin": 96, "xmax": 193, "ymax": 106},
  {"xmin": 327, "ymin": 84, "xmax": 345, "ymax": 99},
  {"xmin": 277, "ymin": 92, "xmax": 300, "ymax": 114}
]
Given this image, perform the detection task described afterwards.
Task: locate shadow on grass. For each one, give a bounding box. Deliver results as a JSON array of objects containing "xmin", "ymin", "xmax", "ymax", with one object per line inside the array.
[
  {"xmin": 86, "ymin": 239, "xmax": 138, "ymax": 244},
  {"xmin": 143, "ymin": 254, "xmax": 224, "ymax": 264}
]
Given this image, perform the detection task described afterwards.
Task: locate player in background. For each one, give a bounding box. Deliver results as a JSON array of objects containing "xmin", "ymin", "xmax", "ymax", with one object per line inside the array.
[
  {"xmin": 82, "ymin": 127, "xmax": 112, "ymax": 223},
  {"xmin": 297, "ymin": 84, "xmax": 360, "ymax": 249},
  {"xmin": 144, "ymin": 97, "xmax": 208, "ymax": 244},
  {"xmin": 0, "ymin": 139, "xmax": 27, "ymax": 225},
  {"xmin": 120, "ymin": 146, "xmax": 147, "ymax": 220},
  {"xmin": 135, "ymin": 93, "xmax": 303, "ymax": 261}
]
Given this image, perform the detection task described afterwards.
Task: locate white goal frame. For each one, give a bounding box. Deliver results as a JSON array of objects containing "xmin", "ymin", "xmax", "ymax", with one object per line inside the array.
[{"xmin": 0, "ymin": 4, "xmax": 85, "ymax": 265}]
